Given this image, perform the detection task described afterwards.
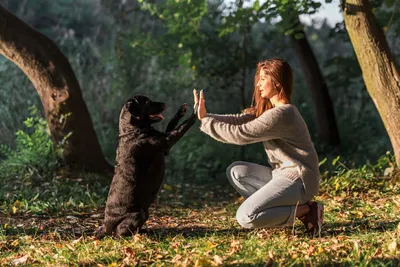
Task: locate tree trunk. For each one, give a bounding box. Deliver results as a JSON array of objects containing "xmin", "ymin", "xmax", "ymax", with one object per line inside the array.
[
  {"xmin": 0, "ymin": 5, "xmax": 113, "ymax": 173},
  {"xmin": 343, "ymin": 0, "xmax": 400, "ymax": 167},
  {"xmin": 288, "ymin": 17, "xmax": 341, "ymax": 150}
]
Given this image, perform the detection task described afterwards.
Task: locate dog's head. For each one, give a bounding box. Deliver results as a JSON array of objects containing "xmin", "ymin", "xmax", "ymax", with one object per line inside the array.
[
  {"xmin": 119, "ymin": 95, "xmax": 165, "ymax": 136},
  {"xmin": 125, "ymin": 95, "xmax": 166, "ymax": 123}
]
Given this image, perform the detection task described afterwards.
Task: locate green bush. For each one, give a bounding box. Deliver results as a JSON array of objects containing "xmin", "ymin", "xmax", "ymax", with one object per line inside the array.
[
  {"xmin": 320, "ymin": 152, "xmax": 398, "ymax": 195},
  {"xmin": 0, "ymin": 106, "xmax": 61, "ymax": 180}
]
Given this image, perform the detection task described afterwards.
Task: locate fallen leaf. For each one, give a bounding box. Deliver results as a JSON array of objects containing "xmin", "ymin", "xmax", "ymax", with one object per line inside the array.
[
  {"xmin": 125, "ymin": 247, "xmax": 135, "ymax": 257},
  {"xmin": 163, "ymin": 184, "xmax": 173, "ymax": 191},
  {"xmin": 11, "ymin": 255, "xmax": 28, "ymax": 265},
  {"xmin": 171, "ymin": 254, "xmax": 182, "ymax": 263},
  {"xmin": 194, "ymin": 258, "xmax": 211, "ymax": 267},
  {"xmin": 206, "ymin": 241, "xmax": 218, "ymax": 250},
  {"xmin": 373, "ymin": 248, "xmax": 382, "ymax": 257},
  {"xmin": 388, "ymin": 240, "xmax": 398, "ymax": 252},
  {"xmin": 11, "ymin": 240, "xmax": 19, "ymax": 247},
  {"xmin": 228, "ymin": 240, "xmax": 242, "ymax": 255},
  {"xmin": 384, "ymin": 167, "xmax": 394, "ymax": 176},
  {"xmin": 72, "ymin": 236, "xmax": 82, "ymax": 244},
  {"xmin": 12, "ymin": 206, "xmax": 17, "ymax": 214},
  {"xmin": 213, "ymin": 255, "xmax": 223, "ymax": 265}
]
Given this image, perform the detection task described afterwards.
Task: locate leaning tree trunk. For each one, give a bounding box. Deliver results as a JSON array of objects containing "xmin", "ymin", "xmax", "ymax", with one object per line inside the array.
[
  {"xmin": 343, "ymin": 0, "xmax": 400, "ymax": 167},
  {"xmin": 285, "ymin": 15, "xmax": 341, "ymax": 150},
  {"xmin": 0, "ymin": 5, "xmax": 113, "ymax": 173}
]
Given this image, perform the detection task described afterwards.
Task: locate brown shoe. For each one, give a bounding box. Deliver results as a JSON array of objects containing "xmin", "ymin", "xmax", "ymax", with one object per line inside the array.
[{"xmin": 299, "ymin": 201, "xmax": 324, "ymax": 237}]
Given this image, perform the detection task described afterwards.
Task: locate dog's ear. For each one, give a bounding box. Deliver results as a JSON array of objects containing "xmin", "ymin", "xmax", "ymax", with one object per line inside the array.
[{"xmin": 126, "ymin": 98, "xmax": 141, "ymax": 117}]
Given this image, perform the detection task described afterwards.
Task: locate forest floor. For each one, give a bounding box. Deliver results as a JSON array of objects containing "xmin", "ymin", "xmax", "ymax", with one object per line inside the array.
[{"xmin": 0, "ymin": 171, "xmax": 399, "ymax": 266}]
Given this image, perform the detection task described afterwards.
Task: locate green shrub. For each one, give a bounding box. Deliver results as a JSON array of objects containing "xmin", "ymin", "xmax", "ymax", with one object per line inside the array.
[
  {"xmin": 0, "ymin": 106, "xmax": 61, "ymax": 180},
  {"xmin": 320, "ymin": 152, "xmax": 398, "ymax": 195}
]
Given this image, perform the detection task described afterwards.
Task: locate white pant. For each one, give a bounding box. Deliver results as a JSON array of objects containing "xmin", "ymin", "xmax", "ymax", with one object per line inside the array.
[{"xmin": 226, "ymin": 161, "xmax": 313, "ymax": 229}]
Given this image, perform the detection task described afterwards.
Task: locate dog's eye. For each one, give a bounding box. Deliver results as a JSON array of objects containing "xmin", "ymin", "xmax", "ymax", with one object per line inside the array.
[{"xmin": 146, "ymin": 100, "xmax": 150, "ymax": 104}]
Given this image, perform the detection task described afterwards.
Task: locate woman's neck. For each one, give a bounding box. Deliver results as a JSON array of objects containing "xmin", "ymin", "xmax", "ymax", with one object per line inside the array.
[{"xmin": 270, "ymin": 95, "xmax": 289, "ymax": 107}]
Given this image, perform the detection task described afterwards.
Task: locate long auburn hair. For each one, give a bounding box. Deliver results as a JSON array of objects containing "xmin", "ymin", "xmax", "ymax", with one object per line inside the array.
[{"xmin": 243, "ymin": 58, "xmax": 293, "ymax": 117}]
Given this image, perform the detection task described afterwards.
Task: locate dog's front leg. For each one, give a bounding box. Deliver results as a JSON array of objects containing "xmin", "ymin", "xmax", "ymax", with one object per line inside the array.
[
  {"xmin": 165, "ymin": 104, "xmax": 187, "ymax": 133},
  {"xmin": 165, "ymin": 103, "xmax": 198, "ymax": 150}
]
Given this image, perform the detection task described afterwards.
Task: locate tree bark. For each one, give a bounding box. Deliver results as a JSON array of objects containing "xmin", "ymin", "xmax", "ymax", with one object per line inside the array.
[
  {"xmin": 288, "ymin": 17, "xmax": 341, "ymax": 150},
  {"xmin": 343, "ymin": 0, "xmax": 400, "ymax": 167},
  {"xmin": 0, "ymin": 5, "xmax": 113, "ymax": 173}
]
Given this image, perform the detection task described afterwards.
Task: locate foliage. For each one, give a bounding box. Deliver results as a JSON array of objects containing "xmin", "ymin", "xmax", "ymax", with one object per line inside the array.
[
  {"xmin": 0, "ymin": 0, "xmax": 399, "ymax": 180},
  {"xmin": 320, "ymin": 152, "xmax": 399, "ymax": 195},
  {"xmin": 0, "ymin": 106, "xmax": 61, "ymax": 180}
]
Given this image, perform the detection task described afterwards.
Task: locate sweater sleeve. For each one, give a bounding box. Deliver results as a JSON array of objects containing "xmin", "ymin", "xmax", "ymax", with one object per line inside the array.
[
  {"xmin": 205, "ymin": 113, "xmax": 255, "ymax": 125},
  {"xmin": 200, "ymin": 108, "xmax": 290, "ymax": 145}
]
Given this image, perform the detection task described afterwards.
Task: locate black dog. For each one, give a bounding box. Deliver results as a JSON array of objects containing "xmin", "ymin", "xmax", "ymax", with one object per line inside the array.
[{"xmin": 97, "ymin": 95, "xmax": 197, "ymax": 237}]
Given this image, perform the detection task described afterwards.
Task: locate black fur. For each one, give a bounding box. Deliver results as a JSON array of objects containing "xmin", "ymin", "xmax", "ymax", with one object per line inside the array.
[{"xmin": 96, "ymin": 95, "xmax": 197, "ymax": 237}]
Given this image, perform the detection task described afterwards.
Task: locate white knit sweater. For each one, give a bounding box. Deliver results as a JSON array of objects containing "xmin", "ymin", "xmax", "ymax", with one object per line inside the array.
[{"xmin": 200, "ymin": 104, "xmax": 320, "ymax": 196}]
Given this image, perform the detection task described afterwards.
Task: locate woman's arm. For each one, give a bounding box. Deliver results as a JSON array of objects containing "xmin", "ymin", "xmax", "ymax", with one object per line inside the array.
[
  {"xmin": 200, "ymin": 108, "xmax": 290, "ymax": 145},
  {"xmin": 205, "ymin": 113, "xmax": 255, "ymax": 125}
]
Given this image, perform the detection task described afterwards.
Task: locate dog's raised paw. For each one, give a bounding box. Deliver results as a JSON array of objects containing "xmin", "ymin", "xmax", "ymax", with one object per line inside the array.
[{"xmin": 178, "ymin": 104, "xmax": 187, "ymax": 116}]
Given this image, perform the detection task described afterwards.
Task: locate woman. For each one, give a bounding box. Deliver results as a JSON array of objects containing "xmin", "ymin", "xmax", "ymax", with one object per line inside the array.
[{"xmin": 193, "ymin": 58, "xmax": 323, "ymax": 236}]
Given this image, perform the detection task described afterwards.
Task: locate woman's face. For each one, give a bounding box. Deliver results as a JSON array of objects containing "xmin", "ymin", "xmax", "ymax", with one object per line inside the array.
[{"xmin": 257, "ymin": 69, "xmax": 278, "ymax": 99}]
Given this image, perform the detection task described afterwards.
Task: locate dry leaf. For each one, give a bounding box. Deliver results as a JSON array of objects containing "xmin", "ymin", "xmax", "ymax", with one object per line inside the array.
[
  {"xmin": 72, "ymin": 236, "xmax": 82, "ymax": 244},
  {"xmin": 171, "ymin": 254, "xmax": 182, "ymax": 263},
  {"xmin": 11, "ymin": 255, "xmax": 28, "ymax": 265},
  {"xmin": 388, "ymin": 240, "xmax": 398, "ymax": 252},
  {"xmin": 11, "ymin": 240, "xmax": 19, "ymax": 247},
  {"xmin": 206, "ymin": 241, "xmax": 218, "ymax": 250},
  {"xmin": 194, "ymin": 258, "xmax": 211, "ymax": 267},
  {"xmin": 373, "ymin": 248, "xmax": 382, "ymax": 257},
  {"xmin": 213, "ymin": 255, "xmax": 223, "ymax": 265},
  {"xmin": 125, "ymin": 247, "xmax": 135, "ymax": 257}
]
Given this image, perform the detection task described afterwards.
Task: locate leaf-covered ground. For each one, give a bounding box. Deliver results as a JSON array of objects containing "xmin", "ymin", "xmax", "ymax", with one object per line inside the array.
[{"xmin": 0, "ymin": 176, "xmax": 399, "ymax": 266}]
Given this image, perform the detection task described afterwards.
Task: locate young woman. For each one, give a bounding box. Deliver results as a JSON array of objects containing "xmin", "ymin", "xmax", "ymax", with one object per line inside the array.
[{"xmin": 193, "ymin": 58, "xmax": 323, "ymax": 236}]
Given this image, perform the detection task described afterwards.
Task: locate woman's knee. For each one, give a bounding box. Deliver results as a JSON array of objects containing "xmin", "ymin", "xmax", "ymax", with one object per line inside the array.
[
  {"xmin": 226, "ymin": 161, "xmax": 248, "ymax": 181},
  {"xmin": 235, "ymin": 203, "xmax": 258, "ymax": 229}
]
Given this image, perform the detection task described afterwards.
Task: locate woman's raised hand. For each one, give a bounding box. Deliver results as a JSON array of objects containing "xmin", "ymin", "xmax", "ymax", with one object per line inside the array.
[{"xmin": 193, "ymin": 89, "xmax": 206, "ymax": 120}]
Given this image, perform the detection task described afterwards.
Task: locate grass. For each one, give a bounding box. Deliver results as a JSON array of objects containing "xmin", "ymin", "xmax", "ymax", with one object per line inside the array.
[{"xmin": 0, "ymin": 167, "xmax": 399, "ymax": 266}]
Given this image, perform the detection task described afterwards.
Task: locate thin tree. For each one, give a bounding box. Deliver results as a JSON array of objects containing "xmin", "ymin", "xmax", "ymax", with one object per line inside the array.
[
  {"xmin": 0, "ymin": 5, "xmax": 112, "ymax": 173},
  {"xmin": 342, "ymin": 0, "xmax": 400, "ymax": 167},
  {"xmin": 281, "ymin": 8, "xmax": 341, "ymax": 150}
]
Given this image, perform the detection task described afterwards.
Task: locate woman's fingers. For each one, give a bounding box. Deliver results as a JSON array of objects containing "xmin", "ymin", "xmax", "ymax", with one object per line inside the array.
[
  {"xmin": 198, "ymin": 90, "xmax": 206, "ymax": 120},
  {"xmin": 193, "ymin": 89, "xmax": 199, "ymax": 105},
  {"xmin": 199, "ymin": 90, "xmax": 205, "ymax": 109}
]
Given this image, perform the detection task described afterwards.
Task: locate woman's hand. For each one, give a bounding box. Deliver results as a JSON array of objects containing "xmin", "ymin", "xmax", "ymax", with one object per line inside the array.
[{"xmin": 193, "ymin": 89, "xmax": 206, "ymax": 120}]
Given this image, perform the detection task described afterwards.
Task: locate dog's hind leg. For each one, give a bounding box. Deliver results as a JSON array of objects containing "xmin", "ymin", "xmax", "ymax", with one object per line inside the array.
[{"xmin": 116, "ymin": 209, "xmax": 149, "ymax": 236}]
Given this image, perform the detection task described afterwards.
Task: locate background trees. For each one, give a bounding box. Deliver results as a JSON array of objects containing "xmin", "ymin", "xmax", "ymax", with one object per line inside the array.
[
  {"xmin": 0, "ymin": 0, "xmax": 398, "ymax": 181},
  {"xmin": 0, "ymin": 5, "xmax": 112, "ymax": 173},
  {"xmin": 342, "ymin": 0, "xmax": 400, "ymax": 166}
]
